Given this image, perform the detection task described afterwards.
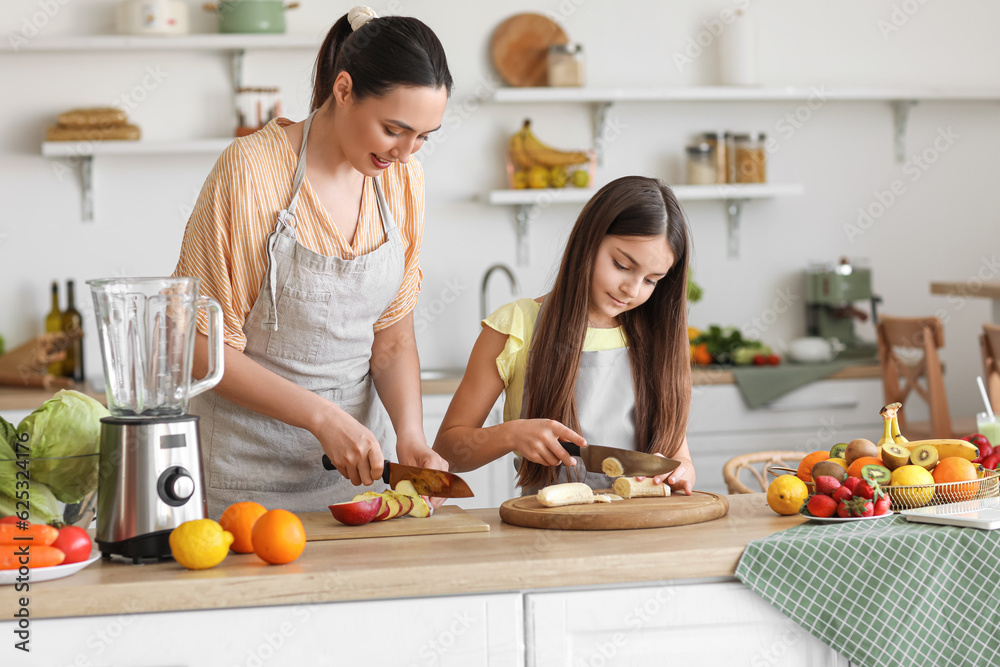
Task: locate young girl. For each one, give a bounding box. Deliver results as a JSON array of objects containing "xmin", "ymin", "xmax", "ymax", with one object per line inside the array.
[{"xmin": 434, "ymin": 176, "xmax": 695, "ymax": 495}]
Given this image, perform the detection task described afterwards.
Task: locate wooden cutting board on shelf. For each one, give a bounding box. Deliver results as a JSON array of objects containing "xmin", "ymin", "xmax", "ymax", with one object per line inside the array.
[
  {"xmin": 499, "ymin": 491, "xmax": 730, "ymax": 530},
  {"xmin": 299, "ymin": 505, "xmax": 489, "ymax": 541},
  {"xmin": 491, "ymin": 13, "xmax": 568, "ymax": 87}
]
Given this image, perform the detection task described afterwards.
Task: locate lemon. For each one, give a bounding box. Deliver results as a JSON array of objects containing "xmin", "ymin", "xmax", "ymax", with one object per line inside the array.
[
  {"xmin": 766, "ymin": 475, "xmax": 808, "ymax": 515},
  {"xmin": 889, "ymin": 465, "xmax": 935, "ymax": 508},
  {"xmin": 169, "ymin": 519, "xmax": 234, "ymax": 570},
  {"xmin": 828, "ymin": 457, "xmax": 849, "ymax": 472}
]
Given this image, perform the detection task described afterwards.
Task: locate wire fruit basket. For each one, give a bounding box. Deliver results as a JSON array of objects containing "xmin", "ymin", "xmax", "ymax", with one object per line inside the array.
[{"xmin": 765, "ymin": 466, "xmax": 1000, "ymax": 512}]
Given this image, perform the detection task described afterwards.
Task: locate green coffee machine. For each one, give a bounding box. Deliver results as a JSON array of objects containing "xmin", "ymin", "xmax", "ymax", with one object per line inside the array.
[{"xmin": 805, "ymin": 258, "xmax": 881, "ymax": 358}]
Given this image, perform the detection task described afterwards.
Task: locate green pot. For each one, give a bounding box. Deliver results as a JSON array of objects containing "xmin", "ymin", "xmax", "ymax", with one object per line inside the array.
[{"xmin": 206, "ymin": 0, "xmax": 299, "ymax": 34}]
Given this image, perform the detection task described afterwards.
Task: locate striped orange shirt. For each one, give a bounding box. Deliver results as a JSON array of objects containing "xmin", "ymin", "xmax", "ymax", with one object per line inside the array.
[{"xmin": 173, "ymin": 117, "xmax": 424, "ymax": 352}]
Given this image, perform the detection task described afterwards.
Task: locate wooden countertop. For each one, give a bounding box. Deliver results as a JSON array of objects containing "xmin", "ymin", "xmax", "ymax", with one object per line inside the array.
[
  {"xmin": 931, "ymin": 280, "xmax": 1000, "ymax": 299},
  {"xmin": 1, "ymin": 494, "xmax": 801, "ymax": 620},
  {"xmin": 691, "ymin": 361, "xmax": 880, "ymax": 385}
]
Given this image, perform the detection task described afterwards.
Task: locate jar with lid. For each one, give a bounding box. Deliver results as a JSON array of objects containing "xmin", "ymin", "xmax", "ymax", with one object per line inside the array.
[
  {"xmin": 733, "ymin": 132, "xmax": 767, "ymax": 183},
  {"xmin": 547, "ymin": 43, "xmax": 585, "ymax": 87},
  {"xmin": 685, "ymin": 142, "xmax": 717, "ymax": 185},
  {"xmin": 701, "ymin": 132, "xmax": 728, "ymax": 183}
]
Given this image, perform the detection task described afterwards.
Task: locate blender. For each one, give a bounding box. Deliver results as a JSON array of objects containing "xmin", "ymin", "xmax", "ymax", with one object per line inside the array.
[{"xmin": 88, "ymin": 277, "xmax": 224, "ymax": 563}]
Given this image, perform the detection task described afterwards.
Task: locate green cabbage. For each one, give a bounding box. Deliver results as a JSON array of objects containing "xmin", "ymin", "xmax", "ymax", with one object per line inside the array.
[
  {"xmin": 17, "ymin": 389, "xmax": 107, "ymax": 503},
  {"xmin": 0, "ymin": 481, "xmax": 61, "ymax": 524}
]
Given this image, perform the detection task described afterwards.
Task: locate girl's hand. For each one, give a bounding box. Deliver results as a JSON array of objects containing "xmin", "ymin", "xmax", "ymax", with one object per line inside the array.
[
  {"xmin": 396, "ymin": 435, "xmax": 450, "ymax": 510},
  {"xmin": 312, "ymin": 408, "xmax": 384, "ymax": 487},
  {"xmin": 505, "ymin": 419, "xmax": 586, "ymax": 467},
  {"xmin": 639, "ymin": 453, "xmax": 695, "ymax": 496}
]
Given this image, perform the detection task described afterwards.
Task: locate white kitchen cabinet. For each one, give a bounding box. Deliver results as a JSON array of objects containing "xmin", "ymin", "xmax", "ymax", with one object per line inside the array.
[
  {"xmin": 688, "ymin": 378, "xmax": 883, "ymax": 494},
  {"xmin": 525, "ymin": 580, "xmax": 848, "ymax": 667},
  {"xmin": 422, "ymin": 393, "xmax": 518, "ymax": 510},
  {"xmin": 15, "ymin": 592, "xmax": 524, "ymax": 667}
]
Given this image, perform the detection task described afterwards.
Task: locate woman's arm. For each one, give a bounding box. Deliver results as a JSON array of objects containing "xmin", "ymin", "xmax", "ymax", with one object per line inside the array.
[
  {"xmin": 647, "ymin": 436, "xmax": 696, "ymax": 495},
  {"xmin": 192, "ymin": 333, "xmax": 385, "ymax": 487},
  {"xmin": 433, "ymin": 327, "xmax": 583, "ymax": 473}
]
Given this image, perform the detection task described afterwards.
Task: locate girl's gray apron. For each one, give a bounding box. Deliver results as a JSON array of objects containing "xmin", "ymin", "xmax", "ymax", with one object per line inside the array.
[
  {"xmin": 520, "ymin": 346, "xmax": 637, "ymax": 495},
  {"xmin": 192, "ymin": 110, "xmax": 404, "ymax": 518}
]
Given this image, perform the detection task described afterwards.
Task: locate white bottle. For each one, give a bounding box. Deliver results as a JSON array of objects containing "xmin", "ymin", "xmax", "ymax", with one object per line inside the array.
[{"xmin": 718, "ymin": 9, "xmax": 757, "ymax": 86}]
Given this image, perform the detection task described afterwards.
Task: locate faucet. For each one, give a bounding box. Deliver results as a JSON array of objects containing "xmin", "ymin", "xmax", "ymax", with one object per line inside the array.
[{"xmin": 480, "ymin": 263, "xmax": 520, "ymax": 320}]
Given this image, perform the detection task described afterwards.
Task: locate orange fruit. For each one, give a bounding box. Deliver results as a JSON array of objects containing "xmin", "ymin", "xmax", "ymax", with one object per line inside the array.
[
  {"xmin": 847, "ymin": 456, "xmax": 884, "ymax": 479},
  {"xmin": 796, "ymin": 451, "xmax": 830, "ymax": 484},
  {"xmin": 219, "ymin": 501, "xmax": 268, "ymax": 554},
  {"xmin": 932, "ymin": 457, "xmax": 979, "ymax": 502},
  {"xmin": 251, "ymin": 509, "xmax": 306, "ymax": 565}
]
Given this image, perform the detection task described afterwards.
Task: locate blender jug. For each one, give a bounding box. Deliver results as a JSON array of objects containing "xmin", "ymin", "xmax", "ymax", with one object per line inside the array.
[{"xmin": 88, "ymin": 277, "xmax": 224, "ymax": 417}]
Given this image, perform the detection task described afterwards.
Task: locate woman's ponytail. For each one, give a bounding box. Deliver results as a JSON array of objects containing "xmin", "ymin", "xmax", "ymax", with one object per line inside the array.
[{"xmin": 311, "ymin": 15, "xmax": 354, "ymax": 113}]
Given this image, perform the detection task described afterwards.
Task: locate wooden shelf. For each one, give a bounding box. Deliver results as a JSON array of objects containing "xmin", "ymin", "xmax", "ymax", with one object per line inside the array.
[
  {"xmin": 42, "ymin": 139, "xmax": 234, "ymax": 158},
  {"xmin": 492, "ymin": 85, "xmax": 1000, "ymax": 103},
  {"xmin": 0, "ymin": 34, "xmax": 319, "ymax": 52}
]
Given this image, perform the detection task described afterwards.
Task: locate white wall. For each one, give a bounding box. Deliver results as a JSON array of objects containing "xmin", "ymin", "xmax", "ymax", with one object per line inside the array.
[{"xmin": 1, "ymin": 0, "xmax": 999, "ymax": 422}]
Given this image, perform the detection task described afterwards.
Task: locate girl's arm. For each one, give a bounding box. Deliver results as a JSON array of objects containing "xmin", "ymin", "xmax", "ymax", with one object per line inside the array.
[
  {"xmin": 647, "ymin": 437, "xmax": 696, "ymax": 495},
  {"xmin": 433, "ymin": 326, "xmax": 584, "ymax": 472}
]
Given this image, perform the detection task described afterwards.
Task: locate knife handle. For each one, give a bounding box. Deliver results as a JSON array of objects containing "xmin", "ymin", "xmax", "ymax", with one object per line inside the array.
[
  {"xmin": 321, "ymin": 455, "xmax": 393, "ymax": 486},
  {"xmin": 559, "ymin": 440, "xmax": 582, "ymax": 458}
]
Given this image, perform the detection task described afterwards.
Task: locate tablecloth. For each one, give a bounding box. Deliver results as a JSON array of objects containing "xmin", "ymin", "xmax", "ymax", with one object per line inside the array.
[
  {"xmin": 730, "ymin": 357, "xmax": 879, "ymax": 409},
  {"xmin": 735, "ymin": 513, "xmax": 1000, "ymax": 667}
]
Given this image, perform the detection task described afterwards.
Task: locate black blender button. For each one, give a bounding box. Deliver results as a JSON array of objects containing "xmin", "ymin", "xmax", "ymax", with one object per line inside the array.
[{"xmin": 157, "ymin": 466, "xmax": 194, "ymax": 506}]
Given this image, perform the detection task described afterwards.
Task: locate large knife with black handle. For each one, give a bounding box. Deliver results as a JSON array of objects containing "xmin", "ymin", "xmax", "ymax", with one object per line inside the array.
[
  {"xmin": 321, "ymin": 455, "xmax": 474, "ymax": 498},
  {"xmin": 559, "ymin": 441, "xmax": 681, "ymax": 477}
]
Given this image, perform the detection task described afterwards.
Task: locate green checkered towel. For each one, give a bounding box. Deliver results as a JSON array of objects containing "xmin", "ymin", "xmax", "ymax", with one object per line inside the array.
[{"xmin": 736, "ymin": 514, "xmax": 1000, "ymax": 667}]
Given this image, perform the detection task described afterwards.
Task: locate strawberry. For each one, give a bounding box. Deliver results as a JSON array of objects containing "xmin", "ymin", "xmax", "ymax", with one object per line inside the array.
[
  {"xmin": 807, "ymin": 494, "xmax": 838, "ymax": 518},
  {"xmin": 814, "ymin": 475, "xmax": 842, "ymax": 497},
  {"xmin": 837, "ymin": 500, "xmax": 852, "ymax": 518},
  {"xmin": 832, "ymin": 486, "xmax": 854, "ymax": 504},
  {"xmin": 842, "ymin": 476, "xmax": 861, "ymax": 492},
  {"xmin": 873, "ymin": 497, "xmax": 891, "ymax": 516},
  {"xmin": 855, "ymin": 499, "xmax": 874, "ymax": 517},
  {"xmin": 853, "ymin": 480, "xmax": 875, "ymax": 500}
]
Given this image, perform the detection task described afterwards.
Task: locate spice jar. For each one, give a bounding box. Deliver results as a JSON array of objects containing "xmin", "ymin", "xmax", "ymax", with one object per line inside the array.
[
  {"xmin": 701, "ymin": 132, "xmax": 728, "ymax": 184},
  {"xmin": 685, "ymin": 142, "xmax": 717, "ymax": 185},
  {"xmin": 733, "ymin": 132, "xmax": 767, "ymax": 183},
  {"xmin": 547, "ymin": 43, "xmax": 585, "ymax": 87}
]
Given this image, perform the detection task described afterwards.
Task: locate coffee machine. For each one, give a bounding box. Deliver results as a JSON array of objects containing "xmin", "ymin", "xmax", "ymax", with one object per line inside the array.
[
  {"xmin": 88, "ymin": 277, "xmax": 224, "ymax": 563},
  {"xmin": 804, "ymin": 258, "xmax": 881, "ymax": 357}
]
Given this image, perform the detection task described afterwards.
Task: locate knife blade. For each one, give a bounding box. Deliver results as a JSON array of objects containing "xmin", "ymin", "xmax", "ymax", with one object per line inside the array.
[
  {"xmin": 321, "ymin": 456, "xmax": 474, "ymax": 498},
  {"xmin": 559, "ymin": 441, "xmax": 681, "ymax": 477}
]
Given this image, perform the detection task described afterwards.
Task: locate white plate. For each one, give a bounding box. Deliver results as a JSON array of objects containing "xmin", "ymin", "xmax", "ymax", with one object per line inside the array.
[
  {"xmin": 0, "ymin": 551, "xmax": 100, "ymax": 585},
  {"xmin": 803, "ymin": 513, "xmax": 894, "ymax": 524}
]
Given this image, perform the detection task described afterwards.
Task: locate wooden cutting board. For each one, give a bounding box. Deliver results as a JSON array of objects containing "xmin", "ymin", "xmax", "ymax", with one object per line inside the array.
[
  {"xmin": 491, "ymin": 13, "xmax": 568, "ymax": 87},
  {"xmin": 499, "ymin": 491, "xmax": 730, "ymax": 530},
  {"xmin": 299, "ymin": 505, "xmax": 489, "ymax": 541}
]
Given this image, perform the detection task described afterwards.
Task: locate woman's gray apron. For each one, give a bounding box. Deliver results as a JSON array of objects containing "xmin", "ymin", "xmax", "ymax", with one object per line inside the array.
[
  {"xmin": 192, "ymin": 110, "xmax": 404, "ymax": 518},
  {"xmin": 520, "ymin": 346, "xmax": 637, "ymax": 495}
]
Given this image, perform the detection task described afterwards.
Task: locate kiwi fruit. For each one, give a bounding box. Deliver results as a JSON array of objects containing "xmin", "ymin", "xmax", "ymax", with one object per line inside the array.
[
  {"xmin": 861, "ymin": 463, "xmax": 892, "ymax": 486},
  {"xmin": 829, "ymin": 442, "xmax": 848, "ymax": 460},
  {"xmin": 880, "ymin": 443, "xmax": 911, "ymax": 471},
  {"xmin": 910, "ymin": 444, "xmax": 939, "ymax": 470},
  {"xmin": 811, "ymin": 460, "xmax": 848, "ymax": 482},
  {"xmin": 845, "ymin": 438, "xmax": 878, "ymax": 466}
]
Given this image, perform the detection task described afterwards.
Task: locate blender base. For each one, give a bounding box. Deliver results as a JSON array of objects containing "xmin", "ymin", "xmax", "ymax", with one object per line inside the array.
[{"xmin": 99, "ymin": 530, "xmax": 174, "ymax": 565}]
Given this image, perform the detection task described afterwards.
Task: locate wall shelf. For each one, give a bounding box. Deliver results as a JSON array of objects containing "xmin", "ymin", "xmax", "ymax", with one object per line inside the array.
[
  {"xmin": 485, "ymin": 183, "xmax": 804, "ymax": 264},
  {"xmin": 0, "ymin": 34, "xmax": 319, "ymax": 52}
]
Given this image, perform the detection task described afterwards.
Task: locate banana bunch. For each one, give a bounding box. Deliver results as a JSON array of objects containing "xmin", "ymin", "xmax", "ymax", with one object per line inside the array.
[
  {"xmin": 877, "ymin": 402, "xmax": 979, "ymax": 462},
  {"xmin": 508, "ymin": 119, "xmax": 592, "ymax": 170}
]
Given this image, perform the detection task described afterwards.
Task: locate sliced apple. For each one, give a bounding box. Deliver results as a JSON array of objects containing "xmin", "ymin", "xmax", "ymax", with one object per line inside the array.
[
  {"xmin": 353, "ymin": 491, "xmax": 382, "ymax": 502},
  {"xmin": 409, "ymin": 494, "xmax": 434, "ymax": 518},
  {"xmin": 374, "ymin": 492, "xmax": 401, "ymax": 521},
  {"xmin": 385, "ymin": 491, "xmax": 414, "ymax": 517},
  {"xmin": 328, "ymin": 497, "xmax": 382, "ymax": 526},
  {"xmin": 394, "ymin": 479, "xmax": 419, "ymax": 498}
]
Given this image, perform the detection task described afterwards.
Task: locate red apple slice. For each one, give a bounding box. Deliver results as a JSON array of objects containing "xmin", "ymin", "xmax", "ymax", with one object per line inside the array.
[
  {"xmin": 394, "ymin": 479, "xmax": 419, "ymax": 498},
  {"xmin": 383, "ymin": 490, "xmax": 413, "ymax": 518},
  {"xmin": 374, "ymin": 492, "xmax": 401, "ymax": 521},
  {"xmin": 328, "ymin": 497, "xmax": 382, "ymax": 526},
  {"xmin": 409, "ymin": 495, "xmax": 434, "ymax": 518}
]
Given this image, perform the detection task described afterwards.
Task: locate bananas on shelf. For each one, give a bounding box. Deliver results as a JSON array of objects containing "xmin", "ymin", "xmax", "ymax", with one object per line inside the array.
[{"xmin": 508, "ymin": 119, "xmax": 593, "ymax": 190}]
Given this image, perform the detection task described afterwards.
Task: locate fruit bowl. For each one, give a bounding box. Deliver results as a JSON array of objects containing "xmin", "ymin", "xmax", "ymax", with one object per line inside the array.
[{"xmin": 0, "ymin": 453, "xmax": 99, "ymax": 528}]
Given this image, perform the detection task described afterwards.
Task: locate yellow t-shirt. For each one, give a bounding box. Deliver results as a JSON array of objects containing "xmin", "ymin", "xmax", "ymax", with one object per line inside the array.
[{"xmin": 482, "ymin": 298, "xmax": 627, "ymax": 422}]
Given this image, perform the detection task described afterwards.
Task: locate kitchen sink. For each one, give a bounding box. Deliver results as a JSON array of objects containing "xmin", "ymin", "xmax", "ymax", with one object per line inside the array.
[{"xmin": 419, "ymin": 368, "xmax": 464, "ymax": 381}]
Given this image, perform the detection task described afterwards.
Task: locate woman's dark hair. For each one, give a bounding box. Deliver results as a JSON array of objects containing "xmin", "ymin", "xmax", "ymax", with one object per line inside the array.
[
  {"xmin": 518, "ymin": 176, "xmax": 692, "ymax": 490},
  {"xmin": 311, "ymin": 14, "xmax": 453, "ymax": 111}
]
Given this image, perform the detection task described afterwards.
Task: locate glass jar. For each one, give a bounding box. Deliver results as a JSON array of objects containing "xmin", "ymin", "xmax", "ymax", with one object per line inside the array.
[
  {"xmin": 701, "ymin": 132, "xmax": 728, "ymax": 184},
  {"xmin": 685, "ymin": 142, "xmax": 717, "ymax": 185},
  {"xmin": 733, "ymin": 132, "xmax": 767, "ymax": 183},
  {"xmin": 547, "ymin": 43, "xmax": 585, "ymax": 87}
]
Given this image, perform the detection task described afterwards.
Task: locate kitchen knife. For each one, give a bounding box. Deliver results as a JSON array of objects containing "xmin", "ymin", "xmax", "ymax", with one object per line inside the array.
[
  {"xmin": 321, "ymin": 456, "xmax": 474, "ymax": 498},
  {"xmin": 559, "ymin": 442, "xmax": 681, "ymax": 477}
]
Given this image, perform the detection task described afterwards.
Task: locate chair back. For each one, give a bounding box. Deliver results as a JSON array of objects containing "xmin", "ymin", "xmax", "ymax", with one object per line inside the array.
[
  {"xmin": 723, "ymin": 451, "xmax": 808, "ymax": 494},
  {"xmin": 981, "ymin": 323, "xmax": 1000, "ymax": 413},
  {"xmin": 876, "ymin": 315, "xmax": 951, "ymax": 439}
]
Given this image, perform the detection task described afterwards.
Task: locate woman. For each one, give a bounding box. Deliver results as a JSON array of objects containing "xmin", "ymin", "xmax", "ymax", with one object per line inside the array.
[{"xmin": 173, "ymin": 7, "xmax": 452, "ymax": 517}]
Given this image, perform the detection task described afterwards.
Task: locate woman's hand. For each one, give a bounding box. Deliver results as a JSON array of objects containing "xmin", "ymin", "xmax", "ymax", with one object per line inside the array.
[
  {"xmin": 312, "ymin": 406, "xmax": 385, "ymax": 487},
  {"xmin": 641, "ymin": 453, "xmax": 695, "ymax": 496},
  {"xmin": 396, "ymin": 434, "xmax": 451, "ymax": 510},
  {"xmin": 503, "ymin": 419, "xmax": 586, "ymax": 468}
]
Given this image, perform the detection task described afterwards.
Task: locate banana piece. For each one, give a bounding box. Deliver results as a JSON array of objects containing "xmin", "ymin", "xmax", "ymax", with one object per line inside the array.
[
  {"xmin": 891, "ymin": 415, "xmax": 908, "ymax": 444},
  {"xmin": 877, "ymin": 403, "xmax": 899, "ymax": 447},
  {"xmin": 508, "ymin": 122, "xmax": 535, "ymax": 170},
  {"xmin": 901, "ymin": 439, "xmax": 980, "ymax": 462},
  {"xmin": 612, "ymin": 477, "xmax": 670, "ymax": 499},
  {"xmin": 512, "ymin": 119, "xmax": 591, "ymax": 169},
  {"xmin": 601, "ymin": 457, "xmax": 624, "ymax": 477},
  {"xmin": 537, "ymin": 482, "xmax": 595, "ymax": 507}
]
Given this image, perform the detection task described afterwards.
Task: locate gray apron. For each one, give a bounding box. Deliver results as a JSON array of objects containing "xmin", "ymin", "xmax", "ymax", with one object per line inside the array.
[
  {"xmin": 521, "ymin": 346, "xmax": 637, "ymax": 495},
  {"xmin": 193, "ymin": 110, "xmax": 404, "ymax": 518}
]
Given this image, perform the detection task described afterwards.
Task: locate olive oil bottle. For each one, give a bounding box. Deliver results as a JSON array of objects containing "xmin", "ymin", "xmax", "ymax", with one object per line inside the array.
[
  {"xmin": 62, "ymin": 279, "xmax": 84, "ymax": 382},
  {"xmin": 44, "ymin": 281, "xmax": 63, "ymax": 376}
]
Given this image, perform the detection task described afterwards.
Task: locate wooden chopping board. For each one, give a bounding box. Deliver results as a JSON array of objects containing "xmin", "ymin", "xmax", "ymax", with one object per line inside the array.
[
  {"xmin": 299, "ymin": 505, "xmax": 489, "ymax": 541},
  {"xmin": 491, "ymin": 13, "xmax": 568, "ymax": 87},
  {"xmin": 499, "ymin": 491, "xmax": 730, "ymax": 530}
]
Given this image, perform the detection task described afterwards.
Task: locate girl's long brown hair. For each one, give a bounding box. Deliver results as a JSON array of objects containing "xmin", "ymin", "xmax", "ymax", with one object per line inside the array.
[{"xmin": 518, "ymin": 176, "xmax": 692, "ymax": 489}]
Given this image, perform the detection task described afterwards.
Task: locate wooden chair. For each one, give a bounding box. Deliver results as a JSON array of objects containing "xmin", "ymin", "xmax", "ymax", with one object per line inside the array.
[
  {"xmin": 723, "ymin": 451, "xmax": 808, "ymax": 494},
  {"xmin": 981, "ymin": 323, "xmax": 1000, "ymax": 412},
  {"xmin": 876, "ymin": 315, "xmax": 975, "ymax": 440}
]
